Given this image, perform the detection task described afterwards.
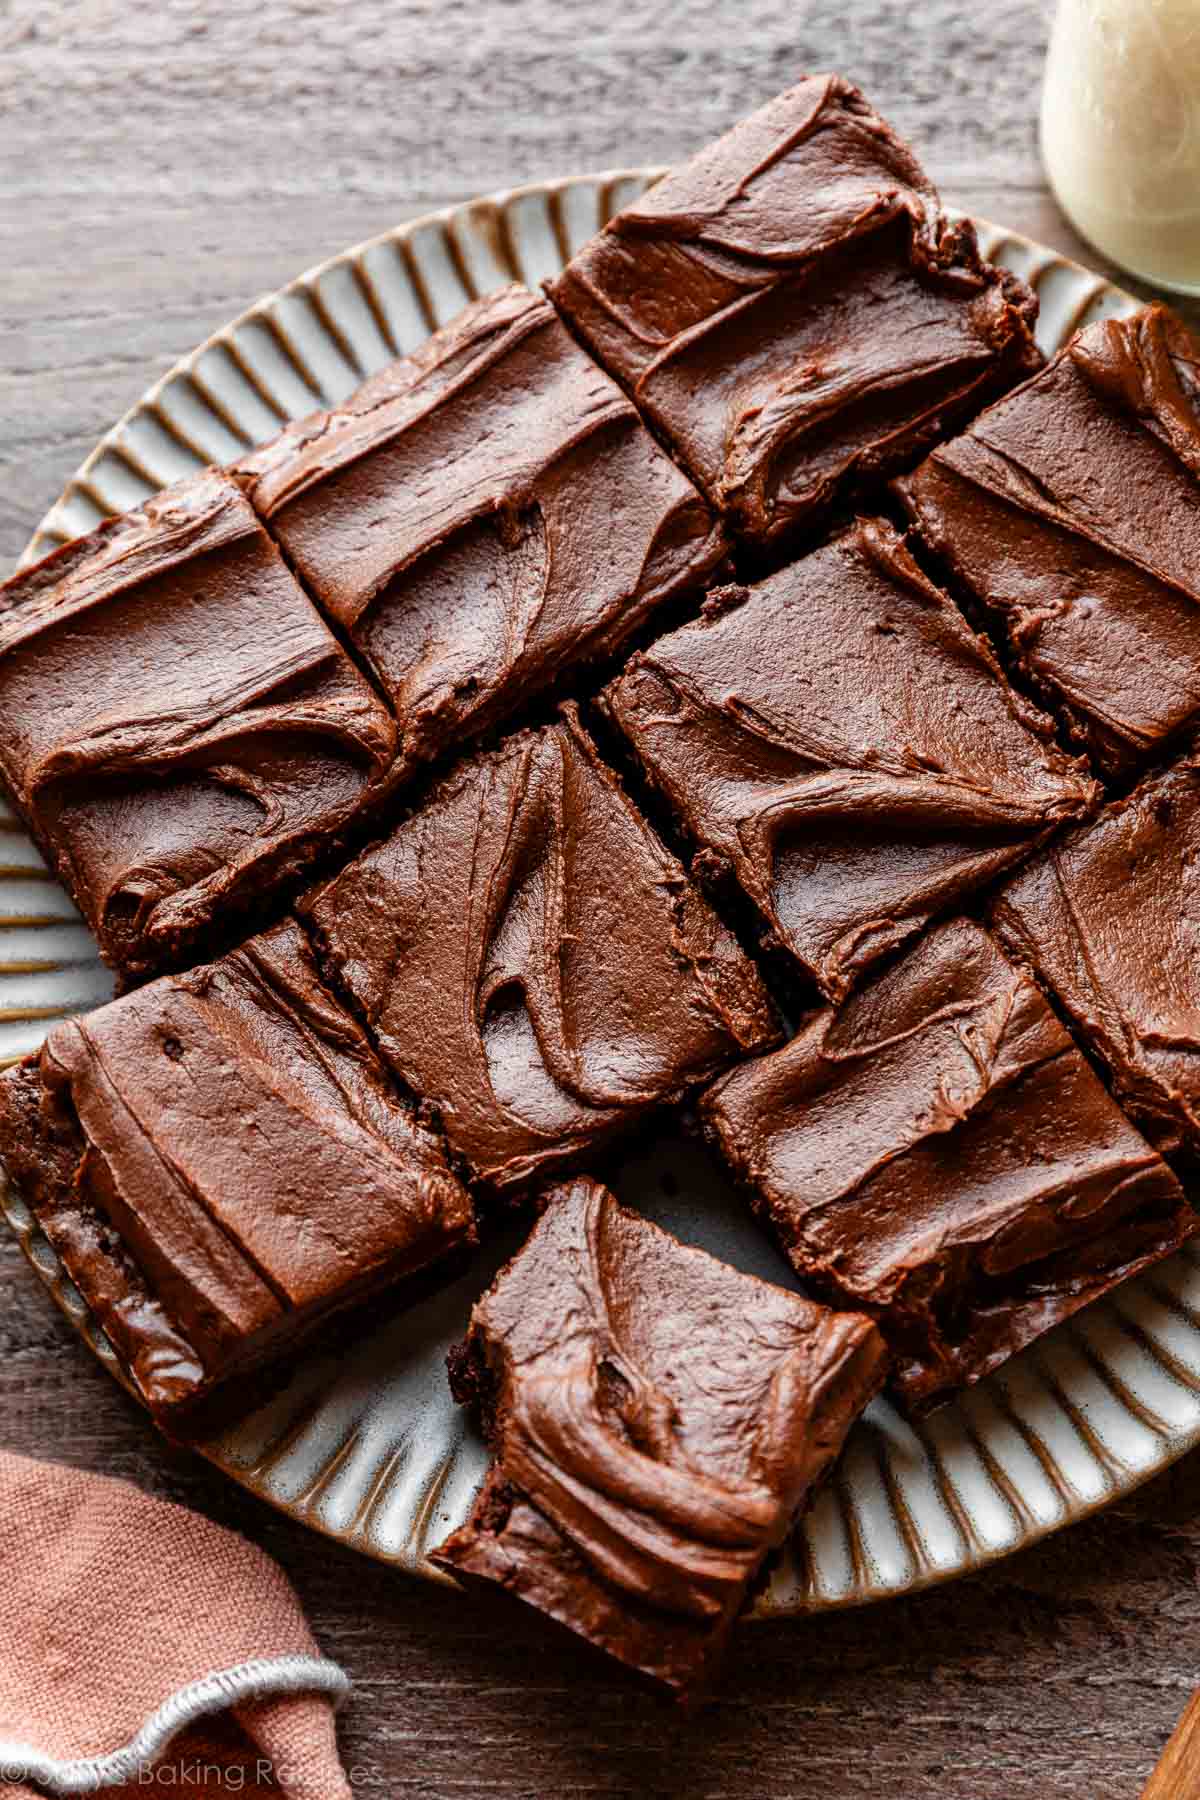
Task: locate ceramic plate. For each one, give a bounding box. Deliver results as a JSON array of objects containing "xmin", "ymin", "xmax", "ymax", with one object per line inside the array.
[{"xmin": 7, "ymin": 171, "xmax": 1199, "ymax": 1618}]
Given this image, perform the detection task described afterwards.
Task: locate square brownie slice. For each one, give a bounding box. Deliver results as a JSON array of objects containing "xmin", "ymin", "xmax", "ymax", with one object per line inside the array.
[
  {"xmin": 430, "ymin": 1176, "xmax": 887, "ymax": 1698},
  {"xmin": 897, "ymin": 306, "xmax": 1200, "ymax": 777},
  {"xmin": 700, "ymin": 918, "xmax": 1194, "ymax": 1413},
  {"xmin": 0, "ymin": 917, "xmax": 474, "ymax": 1427},
  {"xmin": 0, "ymin": 471, "xmax": 397, "ymax": 982},
  {"xmin": 601, "ymin": 519, "xmax": 1096, "ymax": 1004},
  {"xmin": 301, "ymin": 706, "xmax": 780, "ymax": 1195},
  {"xmin": 547, "ymin": 74, "xmax": 1041, "ymax": 552},
  {"xmin": 992, "ymin": 754, "xmax": 1200, "ymax": 1160},
  {"xmin": 238, "ymin": 285, "xmax": 725, "ymax": 774}
]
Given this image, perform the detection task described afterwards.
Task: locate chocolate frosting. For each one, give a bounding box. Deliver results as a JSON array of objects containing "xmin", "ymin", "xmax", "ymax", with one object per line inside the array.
[
  {"xmin": 239, "ymin": 286, "xmax": 724, "ymax": 771},
  {"xmin": 431, "ymin": 1176, "xmax": 886, "ymax": 1695},
  {"xmin": 603, "ymin": 518, "xmax": 1096, "ymax": 1002},
  {"xmin": 547, "ymin": 74, "xmax": 1041, "ymax": 547},
  {"xmin": 898, "ymin": 305, "xmax": 1200, "ymax": 775},
  {"xmin": 0, "ymin": 472, "xmax": 397, "ymax": 980},
  {"xmin": 0, "ymin": 917, "xmax": 473, "ymax": 1421},
  {"xmin": 993, "ymin": 754, "xmax": 1200, "ymax": 1160},
  {"xmin": 701, "ymin": 918, "xmax": 1194, "ymax": 1412},
  {"xmin": 302, "ymin": 706, "xmax": 779, "ymax": 1193}
]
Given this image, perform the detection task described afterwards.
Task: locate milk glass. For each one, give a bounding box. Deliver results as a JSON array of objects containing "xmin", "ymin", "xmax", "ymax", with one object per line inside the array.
[{"xmin": 1041, "ymin": 0, "xmax": 1200, "ymax": 294}]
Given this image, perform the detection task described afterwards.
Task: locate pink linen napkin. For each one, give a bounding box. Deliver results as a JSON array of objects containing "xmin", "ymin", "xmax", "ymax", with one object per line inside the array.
[{"xmin": 0, "ymin": 1450, "xmax": 352, "ymax": 1798}]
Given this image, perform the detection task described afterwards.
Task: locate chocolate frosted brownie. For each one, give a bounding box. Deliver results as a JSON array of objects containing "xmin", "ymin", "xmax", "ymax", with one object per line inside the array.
[
  {"xmin": 431, "ymin": 1176, "xmax": 887, "ymax": 1697},
  {"xmin": 0, "ymin": 918, "xmax": 474, "ymax": 1426},
  {"xmin": 0, "ymin": 471, "xmax": 397, "ymax": 981},
  {"xmin": 701, "ymin": 918, "xmax": 1194, "ymax": 1413},
  {"xmin": 602, "ymin": 519, "xmax": 1096, "ymax": 1003},
  {"xmin": 898, "ymin": 306, "xmax": 1200, "ymax": 777},
  {"xmin": 993, "ymin": 755, "xmax": 1200, "ymax": 1160},
  {"xmin": 547, "ymin": 74, "xmax": 1041, "ymax": 551},
  {"xmin": 301, "ymin": 706, "xmax": 780, "ymax": 1194},
  {"xmin": 238, "ymin": 285, "xmax": 725, "ymax": 772}
]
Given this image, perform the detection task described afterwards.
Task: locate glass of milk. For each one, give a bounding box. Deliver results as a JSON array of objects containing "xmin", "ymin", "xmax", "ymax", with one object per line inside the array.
[{"xmin": 1042, "ymin": 0, "xmax": 1200, "ymax": 294}]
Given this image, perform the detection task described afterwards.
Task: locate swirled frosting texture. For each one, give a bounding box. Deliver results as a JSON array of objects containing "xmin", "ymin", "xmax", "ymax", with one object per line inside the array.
[
  {"xmin": 602, "ymin": 518, "xmax": 1096, "ymax": 1003},
  {"xmin": 0, "ymin": 918, "xmax": 474, "ymax": 1423},
  {"xmin": 431, "ymin": 1177, "xmax": 887, "ymax": 1695},
  {"xmin": 993, "ymin": 755, "xmax": 1200, "ymax": 1160},
  {"xmin": 898, "ymin": 305, "xmax": 1200, "ymax": 776},
  {"xmin": 701, "ymin": 918, "xmax": 1193, "ymax": 1413},
  {"xmin": 301, "ymin": 708, "xmax": 779, "ymax": 1193},
  {"xmin": 238, "ymin": 286, "xmax": 725, "ymax": 772},
  {"xmin": 0, "ymin": 471, "xmax": 397, "ymax": 980},
  {"xmin": 547, "ymin": 74, "xmax": 1041, "ymax": 548}
]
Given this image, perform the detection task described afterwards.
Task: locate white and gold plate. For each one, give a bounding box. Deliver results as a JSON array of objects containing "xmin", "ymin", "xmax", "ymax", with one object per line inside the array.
[{"xmin": 8, "ymin": 171, "xmax": 1198, "ymax": 1617}]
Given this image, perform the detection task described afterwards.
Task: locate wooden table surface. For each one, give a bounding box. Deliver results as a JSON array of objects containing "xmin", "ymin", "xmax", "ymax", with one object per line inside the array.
[{"xmin": 3, "ymin": 5, "xmax": 1198, "ymax": 1795}]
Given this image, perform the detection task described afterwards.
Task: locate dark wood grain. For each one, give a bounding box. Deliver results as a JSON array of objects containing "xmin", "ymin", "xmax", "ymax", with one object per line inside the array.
[{"xmin": 4, "ymin": 5, "xmax": 1199, "ymax": 1795}]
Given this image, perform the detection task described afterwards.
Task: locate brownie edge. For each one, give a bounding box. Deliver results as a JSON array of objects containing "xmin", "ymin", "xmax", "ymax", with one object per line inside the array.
[
  {"xmin": 991, "ymin": 753, "xmax": 1200, "ymax": 1162},
  {"xmin": 237, "ymin": 284, "xmax": 727, "ymax": 779},
  {"xmin": 431, "ymin": 1176, "xmax": 887, "ymax": 1698},
  {"xmin": 301, "ymin": 704, "xmax": 780, "ymax": 1196},
  {"xmin": 700, "ymin": 917, "xmax": 1196, "ymax": 1413},
  {"xmin": 0, "ymin": 471, "xmax": 398, "ymax": 982},
  {"xmin": 897, "ymin": 305, "xmax": 1200, "ymax": 778},
  {"xmin": 0, "ymin": 917, "xmax": 475, "ymax": 1429},
  {"xmin": 547, "ymin": 73, "xmax": 1041, "ymax": 550},
  {"xmin": 600, "ymin": 517, "xmax": 1097, "ymax": 1003}
]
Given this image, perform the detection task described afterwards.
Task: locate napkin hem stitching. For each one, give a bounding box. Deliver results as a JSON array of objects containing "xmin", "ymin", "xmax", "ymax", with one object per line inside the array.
[{"xmin": 0, "ymin": 1653, "xmax": 350, "ymax": 1794}]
